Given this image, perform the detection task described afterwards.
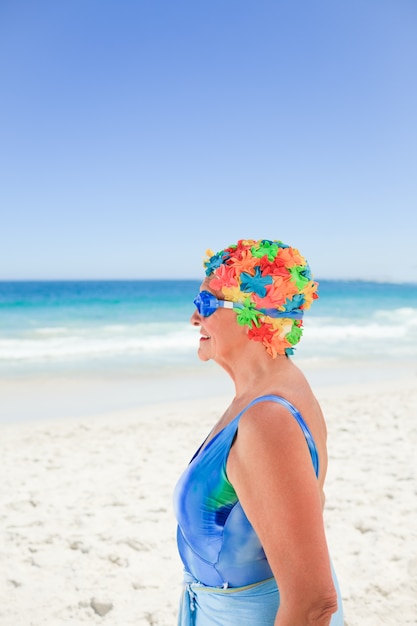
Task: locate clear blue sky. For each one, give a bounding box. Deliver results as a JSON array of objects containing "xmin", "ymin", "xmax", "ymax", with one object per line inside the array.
[{"xmin": 1, "ymin": 0, "xmax": 416, "ymax": 282}]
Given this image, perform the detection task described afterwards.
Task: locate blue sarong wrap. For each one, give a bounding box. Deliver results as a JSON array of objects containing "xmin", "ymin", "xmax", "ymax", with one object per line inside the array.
[
  {"xmin": 178, "ymin": 572, "xmax": 279, "ymax": 626},
  {"xmin": 178, "ymin": 564, "xmax": 344, "ymax": 626}
]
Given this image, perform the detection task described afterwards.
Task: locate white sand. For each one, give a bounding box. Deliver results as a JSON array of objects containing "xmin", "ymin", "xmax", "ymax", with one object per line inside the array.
[{"xmin": 1, "ymin": 366, "xmax": 417, "ymax": 625}]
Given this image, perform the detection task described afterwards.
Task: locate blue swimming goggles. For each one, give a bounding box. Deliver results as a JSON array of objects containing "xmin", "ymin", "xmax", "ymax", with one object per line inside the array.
[{"xmin": 193, "ymin": 290, "xmax": 304, "ymax": 319}]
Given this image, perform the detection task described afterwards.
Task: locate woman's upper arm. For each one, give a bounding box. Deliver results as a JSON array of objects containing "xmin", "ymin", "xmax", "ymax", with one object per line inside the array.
[{"xmin": 226, "ymin": 403, "xmax": 337, "ymax": 618}]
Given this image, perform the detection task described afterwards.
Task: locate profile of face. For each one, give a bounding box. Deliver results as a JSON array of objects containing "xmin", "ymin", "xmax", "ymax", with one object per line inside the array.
[{"xmin": 191, "ymin": 277, "xmax": 249, "ymax": 363}]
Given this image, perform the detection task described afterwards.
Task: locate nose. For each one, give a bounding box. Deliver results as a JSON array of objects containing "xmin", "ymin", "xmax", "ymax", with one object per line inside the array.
[{"xmin": 191, "ymin": 309, "xmax": 201, "ymax": 326}]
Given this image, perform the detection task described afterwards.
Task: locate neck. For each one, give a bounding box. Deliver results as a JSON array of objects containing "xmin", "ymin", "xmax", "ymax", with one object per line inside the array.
[{"xmin": 217, "ymin": 343, "xmax": 293, "ymax": 401}]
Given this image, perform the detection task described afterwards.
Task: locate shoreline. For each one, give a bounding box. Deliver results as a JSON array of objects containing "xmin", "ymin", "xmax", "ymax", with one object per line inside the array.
[{"xmin": 1, "ymin": 356, "xmax": 416, "ymax": 425}]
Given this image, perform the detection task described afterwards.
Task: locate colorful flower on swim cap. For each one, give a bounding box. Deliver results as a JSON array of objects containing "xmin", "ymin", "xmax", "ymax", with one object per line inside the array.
[
  {"xmin": 203, "ymin": 239, "xmax": 319, "ymax": 357},
  {"xmin": 240, "ymin": 267, "xmax": 273, "ymax": 297}
]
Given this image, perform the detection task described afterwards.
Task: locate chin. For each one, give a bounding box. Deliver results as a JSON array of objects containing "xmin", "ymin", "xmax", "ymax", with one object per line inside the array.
[{"xmin": 197, "ymin": 347, "xmax": 211, "ymax": 362}]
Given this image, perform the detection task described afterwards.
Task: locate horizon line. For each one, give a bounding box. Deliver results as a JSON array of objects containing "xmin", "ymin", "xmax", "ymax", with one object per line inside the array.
[{"xmin": 0, "ymin": 277, "xmax": 416, "ymax": 286}]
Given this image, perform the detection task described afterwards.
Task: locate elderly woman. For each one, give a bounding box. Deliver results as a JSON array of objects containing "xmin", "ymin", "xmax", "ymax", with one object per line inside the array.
[{"xmin": 173, "ymin": 239, "xmax": 344, "ymax": 626}]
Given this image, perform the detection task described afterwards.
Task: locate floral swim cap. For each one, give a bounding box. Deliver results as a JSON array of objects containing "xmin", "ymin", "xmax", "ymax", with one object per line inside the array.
[{"xmin": 203, "ymin": 239, "xmax": 319, "ymax": 357}]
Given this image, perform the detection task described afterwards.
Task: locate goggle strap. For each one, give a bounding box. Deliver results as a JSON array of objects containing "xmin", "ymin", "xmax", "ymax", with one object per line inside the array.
[
  {"xmin": 220, "ymin": 301, "xmax": 236, "ymax": 310},
  {"xmin": 262, "ymin": 309, "xmax": 304, "ymax": 319}
]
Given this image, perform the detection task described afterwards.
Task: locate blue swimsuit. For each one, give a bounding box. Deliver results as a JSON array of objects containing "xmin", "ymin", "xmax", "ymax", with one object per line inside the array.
[
  {"xmin": 174, "ymin": 394, "xmax": 319, "ymax": 588},
  {"xmin": 173, "ymin": 394, "xmax": 344, "ymax": 625}
]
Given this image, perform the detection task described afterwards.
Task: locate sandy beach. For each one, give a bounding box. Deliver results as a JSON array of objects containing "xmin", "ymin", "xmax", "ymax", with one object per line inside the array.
[{"xmin": 1, "ymin": 362, "xmax": 417, "ymax": 626}]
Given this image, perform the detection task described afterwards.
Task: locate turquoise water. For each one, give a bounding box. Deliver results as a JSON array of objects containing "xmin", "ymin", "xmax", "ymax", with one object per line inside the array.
[{"xmin": 1, "ymin": 279, "xmax": 416, "ymax": 377}]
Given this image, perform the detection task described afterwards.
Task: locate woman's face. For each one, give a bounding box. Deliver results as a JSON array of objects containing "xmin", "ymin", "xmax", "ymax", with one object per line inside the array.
[{"xmin": 190, "ymin": 277, "xmax": 247, "ymax": 364}]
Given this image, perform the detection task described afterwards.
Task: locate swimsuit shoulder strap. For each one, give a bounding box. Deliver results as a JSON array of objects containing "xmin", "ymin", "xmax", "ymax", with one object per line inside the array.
[{"xmin": 238, "ymin": 394, "xmax": 320, "ymax": 478}]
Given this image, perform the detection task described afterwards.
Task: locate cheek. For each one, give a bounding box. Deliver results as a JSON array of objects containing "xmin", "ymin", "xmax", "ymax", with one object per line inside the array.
[{"xmin": 214, "ymin": 316, "xmax": 247, "ymax": 346}]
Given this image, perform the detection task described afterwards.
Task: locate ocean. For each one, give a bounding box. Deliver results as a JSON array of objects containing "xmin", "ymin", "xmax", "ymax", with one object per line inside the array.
[{"xmin": 1, "ymin": 279, "xmax": 416, "ymax": 378}]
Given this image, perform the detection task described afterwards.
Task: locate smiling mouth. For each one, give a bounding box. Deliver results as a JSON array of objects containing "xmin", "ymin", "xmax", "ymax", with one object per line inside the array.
[{"xmin": 200, "ymin": 333, "xmax": 211, "ymax": 341}]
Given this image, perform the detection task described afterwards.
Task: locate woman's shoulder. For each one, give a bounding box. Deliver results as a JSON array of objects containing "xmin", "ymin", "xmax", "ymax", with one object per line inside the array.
[
  {"xmin": 235, "ymin": 383, "xmax": 328, "ymax": 483},
  {"xmin": 237, "ymin": 391, "xmax": 320, "ymax": 439}
]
